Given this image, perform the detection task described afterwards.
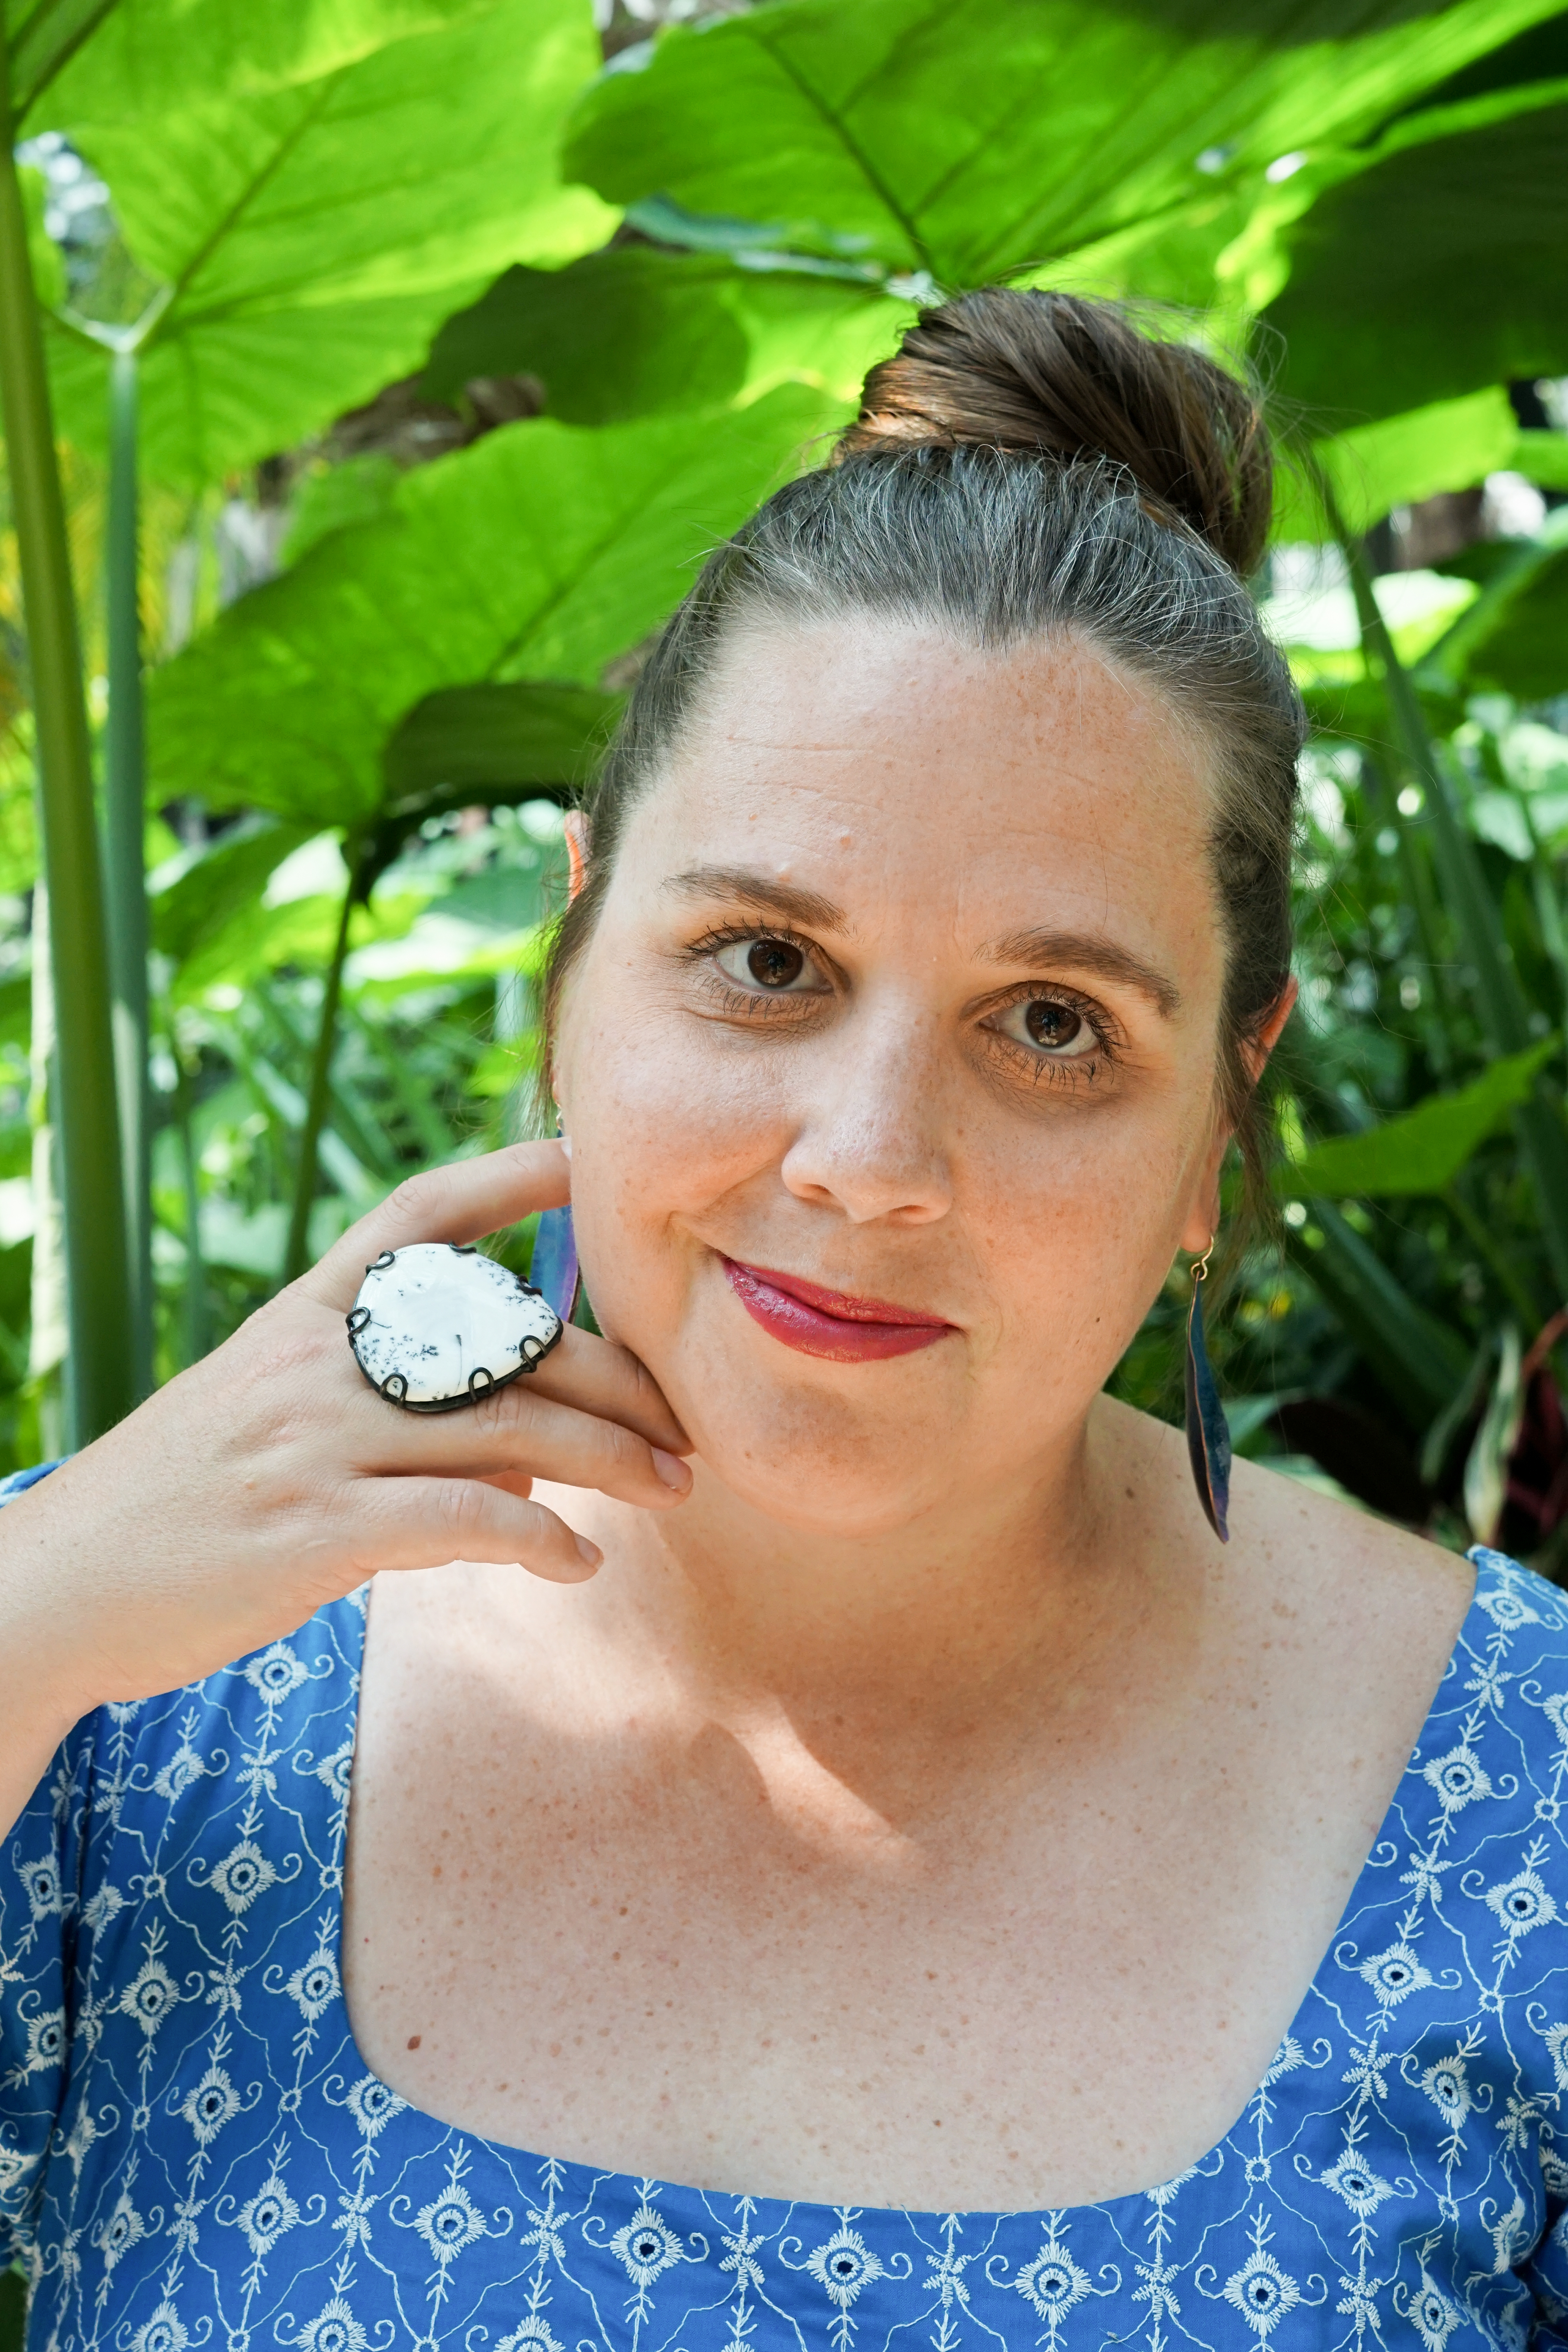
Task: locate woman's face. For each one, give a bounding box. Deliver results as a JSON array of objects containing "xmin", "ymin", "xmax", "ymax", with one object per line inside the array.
[{"xmin": 556, "ymin": 617, "xmax": 1237, "ymax": 1537}]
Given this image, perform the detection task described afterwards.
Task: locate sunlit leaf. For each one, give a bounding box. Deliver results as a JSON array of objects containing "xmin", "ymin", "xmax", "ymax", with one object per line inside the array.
[
  {"xmin": 6, "ymin": 0, "xmax": 118, "ymax": 123},
  {"xmin": 562, "ymin": 0, "xmax": 1562, "ymax": 286},
  {"xmin": 36, "ymin": 0, "xmax": 616, "ymax": 486},
  {"xmin": 1274, "ymin": 387, "xmax": 1521, "ymax": 542},
  {"xmin": 1515, "ymin": 429, "xmax": 1568, "ymax": 491},
  {"xmin": 1464, "ymin": 1324, "xmax": 1524, "ymax": 1542}
]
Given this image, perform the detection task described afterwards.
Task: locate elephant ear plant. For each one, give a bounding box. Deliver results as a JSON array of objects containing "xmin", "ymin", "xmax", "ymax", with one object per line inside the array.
[
  {"xmin": 0, "ymin": 0, "xmax": 617, "ymax": 1430},
  {"xmin": 4, "ymin": 0, "xmax": 1568, "ymax": 1548},
  {"xmin": 0, "ymin": 0, "xmax": 134, "ymax": 1441}
]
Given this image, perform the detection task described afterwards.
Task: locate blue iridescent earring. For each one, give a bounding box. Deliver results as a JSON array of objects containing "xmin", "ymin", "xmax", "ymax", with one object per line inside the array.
[
  {"xmin": 530, "ymin": 1200, "xmax": 578, "ymax": 1323},
  {"xmin": 530, "ymin": 1127, "xmax": 579, "ymax": 1325},
  {"xmin": 533, "ymin": 819, "xmax": 588, "ymax": 1327},
  {"xmin": 1184, "ymin": 1237, "xmax": 1231, "ymax": 1543}
]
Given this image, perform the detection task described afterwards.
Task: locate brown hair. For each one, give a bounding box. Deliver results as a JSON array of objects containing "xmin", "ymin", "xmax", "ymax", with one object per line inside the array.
[{"xmin": 543, "ymin": 288, "xmax": 1302, "ymax": 1227}]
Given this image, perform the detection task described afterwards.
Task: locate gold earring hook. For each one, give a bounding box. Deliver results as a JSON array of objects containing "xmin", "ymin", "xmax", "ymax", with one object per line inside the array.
[{"xmin": 1192, "ymin": 1234, "xmax": 1216, "ymax": 1283}]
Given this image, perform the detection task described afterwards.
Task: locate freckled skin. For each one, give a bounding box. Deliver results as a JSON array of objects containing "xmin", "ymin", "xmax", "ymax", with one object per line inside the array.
[{"xmin": 345, "ymin": 618, "xmax": 1472, "ymax": 2211}]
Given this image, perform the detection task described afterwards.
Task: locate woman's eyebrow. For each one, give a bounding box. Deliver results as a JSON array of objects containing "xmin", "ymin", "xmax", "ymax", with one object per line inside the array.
[
  {"xmin": 663, "ymin": 865, "xmax": 851, "ymax": 932},
  {"xmin": 984, "ymin": 927, "xmax": 1182, "ymax": 1018}
]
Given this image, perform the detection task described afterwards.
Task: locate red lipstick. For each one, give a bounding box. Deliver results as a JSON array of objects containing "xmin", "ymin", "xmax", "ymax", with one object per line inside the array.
[{"xmin": 722, "ymin": 1258, "xmax": 953, "ymax": 1363}]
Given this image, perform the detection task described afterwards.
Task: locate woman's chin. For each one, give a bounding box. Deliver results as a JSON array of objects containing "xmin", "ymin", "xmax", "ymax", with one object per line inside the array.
[{"xmin": 667, "ymin": 1373, "xmax": 966, "ymax": 1538}]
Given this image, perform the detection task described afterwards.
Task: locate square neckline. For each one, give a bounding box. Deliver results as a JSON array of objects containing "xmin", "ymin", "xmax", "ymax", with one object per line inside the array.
[{"xmin": 330, "ymin": 1546, "xmax": 1489, "ymax": 2228}]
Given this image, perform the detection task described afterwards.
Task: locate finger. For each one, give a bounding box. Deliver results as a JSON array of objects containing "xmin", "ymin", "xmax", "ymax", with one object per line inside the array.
[
  {"xmin": 528, "ymin": 1325, "xmax": 691, "ymax": 1455},
  {"xmin": 357, "ymin": 1383, "xmax": 692, "ymax": 1509},
  {"xmin": 353, "ymin": 1476, "xmax": 601, "ymax": 1582},
  {"xmin": 301, "ymin": 1143, "xmax": 571, "ymax": 1311},
  {"xmin": 476, "ymin": 1469, "xmax": 535, "ymax": 1500}
]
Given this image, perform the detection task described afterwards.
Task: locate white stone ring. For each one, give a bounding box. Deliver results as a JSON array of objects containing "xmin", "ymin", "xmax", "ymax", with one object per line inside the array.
[{"xmin": 347, "ymin": 1242, "xmax": 565, "ymax": 1412}]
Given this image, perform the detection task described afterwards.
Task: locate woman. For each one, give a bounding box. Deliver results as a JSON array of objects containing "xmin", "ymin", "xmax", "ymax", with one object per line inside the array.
[{"xmin": 1, "ymin": 290, "xmax": 1561, "ymax": 2350}]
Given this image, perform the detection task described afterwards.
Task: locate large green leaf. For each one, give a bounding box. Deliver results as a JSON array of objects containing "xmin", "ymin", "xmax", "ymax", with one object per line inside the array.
[
  {"xmin": 1516, "ymin": 429, "xmax": 1568, "ymax": 490},
  {"xmin": 1266, "ymin": 97, "xmax": 1568, "ymax": 423},
  {"xmin": 1284, "ymin": 1037, "xmax": 1559, "ymax": 1197},
  {"xmin": 1273, "ymin": 387, "xmax": 1522, "ymax": 542},
  {"xmin": 148, "ymin": 385, "xmax": 839, "ymax": 829},
  {"xmin": 35, "ymin": 0, "xmax": 615, "ymax": 486},
  {"xmin": 383, "ymin": 682, "xmax": 622, "ymax": 814},
  {"xmin": 423, "ymin": 246, "xmax": 910, "ymax": 424},
  {"xmin": 7, "ymin": 0, "xmax": 117, "ymax": 123},
  {"xmin": 561, "ymin": 0, "xmax": 1562, "ymax": 288},
  {"xmin": 40, "ymin": 0, "xmax": 493, "ymax": 114}
]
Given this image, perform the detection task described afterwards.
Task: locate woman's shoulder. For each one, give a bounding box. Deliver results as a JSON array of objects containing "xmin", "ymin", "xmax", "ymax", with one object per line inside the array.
[
  {"xmin": 3, "ymin": 1583, "xmax": 369, "ymax": 1887},
  {"xmin": 1, "ymin": 1584, "xmax": 370, "ymax": 2250},
  {"xmin": 93, "ymin": 1586, "xmax": 369, "ymax": 1811}
]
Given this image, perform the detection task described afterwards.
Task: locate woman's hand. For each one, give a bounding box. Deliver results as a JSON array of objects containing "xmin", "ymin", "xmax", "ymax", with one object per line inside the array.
[{"xmin": 0, "ymin": 1143, "xmax": 689, "ymax": 1766}]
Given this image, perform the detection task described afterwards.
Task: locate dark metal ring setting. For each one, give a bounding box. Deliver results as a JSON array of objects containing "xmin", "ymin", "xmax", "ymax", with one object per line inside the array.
[{"xmin": 346, "ymin": 1242, "xmax": 565, "ymax": 1413}]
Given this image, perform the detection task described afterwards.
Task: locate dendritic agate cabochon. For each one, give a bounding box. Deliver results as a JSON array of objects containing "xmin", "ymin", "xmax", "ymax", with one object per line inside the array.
[{"xmin": 348, "ymin": 1243, "xmax": 563, "ymax": 1410}]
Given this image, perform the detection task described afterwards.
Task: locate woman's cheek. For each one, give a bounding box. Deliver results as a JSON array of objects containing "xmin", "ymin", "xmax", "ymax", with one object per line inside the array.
[{"xmin": 563, "ymin": 1004, "xmax": 781, "ymax": 1343}]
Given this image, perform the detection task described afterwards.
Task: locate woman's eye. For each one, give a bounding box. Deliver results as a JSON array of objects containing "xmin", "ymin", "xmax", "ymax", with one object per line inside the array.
[
  {"xmin": 994, "ymin": 996, "xmax": 1097, "ymax": 1056},
  {"xmin": 713, "ymin": 937, "xmax": 824, "ymax": 994}
]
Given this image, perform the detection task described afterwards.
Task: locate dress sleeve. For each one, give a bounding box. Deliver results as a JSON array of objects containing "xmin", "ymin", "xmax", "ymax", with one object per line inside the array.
[{"xmin": 0, "ymin": 1457, "xmax": 80, "ymax": 2264}]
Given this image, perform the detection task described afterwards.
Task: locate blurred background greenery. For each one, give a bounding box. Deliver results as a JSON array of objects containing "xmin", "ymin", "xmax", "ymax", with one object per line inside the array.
[{"xmin": 2, "ymin": 0, "xmax": 1568, "ymax": 1563}]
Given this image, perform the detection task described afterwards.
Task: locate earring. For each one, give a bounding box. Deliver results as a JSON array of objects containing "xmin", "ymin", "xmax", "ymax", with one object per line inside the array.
[
  {"xmin": 530, "ymin": 1200, "xmax": 578, "ymax": 1324},
  {"xmin": 1184, "ymin": 1238, "xmax": 1231, "ymax": 1543},
  {"xmin": 530, "ymin": 1126, "xmax": 579, "ymax": 1324}
]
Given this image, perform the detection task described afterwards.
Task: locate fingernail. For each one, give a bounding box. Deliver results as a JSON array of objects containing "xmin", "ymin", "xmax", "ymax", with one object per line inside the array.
[
  {"xmin": 574, "ymin": 1533, "xmax": 602, "ymax": 1568},
  {"xmin": 652, "ymin": 1448, "xmax": 691, "ymax": 1494}
]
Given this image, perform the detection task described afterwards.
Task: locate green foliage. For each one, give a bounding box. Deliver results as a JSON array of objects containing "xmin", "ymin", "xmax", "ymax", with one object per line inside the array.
[
  {"xmin": 1285, "ymin": 1035, "xmax": 1559, "ymax": 1195},
  {"xmin": 1273, "ymin": 389, "xmax": 1524, "ymax": 541},
  {"xmin": 5, "ymin": 0, "xmax": 116, "ymax": 124},
  {"xmin": 562, "ymin": 0, "xmax": 1562, "ymax": 286},
  {"xmin": 147, "ymin": 389, "xmax": 840, "ymax": 829},
  {"xmin": 38, "ymin": 0, "xmax": 617, "ymax": 485},
  {"xmin": 0, "ymin": 2259, "xmax": 24, "ymax": 2352},
  {"xmin": 2, "ymin": 0, "xmax": 1568, "ymax": 1557},
  {"xmin": 423, "ymin": 247, "xmax": 909, "ymax": 424},
  {"xmin": 1267, "ymin": 98, "xmax": 1568, "ymax": 423}
]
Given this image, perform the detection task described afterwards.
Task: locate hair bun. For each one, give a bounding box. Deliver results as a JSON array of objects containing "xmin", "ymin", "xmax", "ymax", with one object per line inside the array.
[{"xmin": 838, "ymin": 288, "xmax": 1272, "ymax": 577}]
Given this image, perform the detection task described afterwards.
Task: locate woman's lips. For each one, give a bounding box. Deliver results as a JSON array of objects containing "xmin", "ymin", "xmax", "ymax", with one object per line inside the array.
[{"xmin": 721, "ymin": 1257, "xmax": 953, "ymax": 1363}]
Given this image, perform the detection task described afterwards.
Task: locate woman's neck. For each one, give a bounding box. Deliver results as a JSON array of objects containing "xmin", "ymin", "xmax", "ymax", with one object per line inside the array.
[{"xmin": 551, "ymin": 1394, "xmax": 1183, "ymax": 1772}]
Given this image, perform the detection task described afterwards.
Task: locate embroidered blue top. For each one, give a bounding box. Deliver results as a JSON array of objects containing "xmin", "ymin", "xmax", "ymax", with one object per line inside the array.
[{"xmin": 7, "ymin": 1529, "xmax": 1568, "ymax": 2352}]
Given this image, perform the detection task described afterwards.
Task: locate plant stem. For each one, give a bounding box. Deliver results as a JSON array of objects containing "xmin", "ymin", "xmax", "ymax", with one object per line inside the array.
[
  {"xmin": 174, "ymin": 1052, "xmax": 209, "ymax": 1367},
  {"xmin": 0, "ymin": 29, "xmax": 137, "ymax": 1442},
  {"xmin": 105, "ymin": 346, "xmax": 153, "ymax": 1399},
  {"xmin": 283, "ymin": 845, "xmax": 359, "ymax": 1282},
  {"xmin": 1321, "ymin": 475, "xmax": 1568, "ymax": 1300}
]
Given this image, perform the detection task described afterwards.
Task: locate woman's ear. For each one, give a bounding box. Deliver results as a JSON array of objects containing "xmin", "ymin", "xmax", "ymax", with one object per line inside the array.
[
  {"xmin": 1242, "ymin": 975, "xmax": 1298, "ymax": 1082},
  {"xmin": 1179, "ymin": 979, "xmax": 1300, "ymax": 1254},
  {"xmin": 563, "ymin": 810, "xmax": 589, "ymax": 904}
]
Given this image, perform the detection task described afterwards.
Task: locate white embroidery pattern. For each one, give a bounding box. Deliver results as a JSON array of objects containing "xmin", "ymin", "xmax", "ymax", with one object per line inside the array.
[{"xmin": 4, "ymin": 1547, "xmax": 1568, "ymax": 2349}]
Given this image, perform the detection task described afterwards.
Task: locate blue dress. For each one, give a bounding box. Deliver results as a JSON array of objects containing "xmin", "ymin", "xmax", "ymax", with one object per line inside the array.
[{"xmin": 6, "ymin": 1512, "xmax": 1568, "ymax": 2349}]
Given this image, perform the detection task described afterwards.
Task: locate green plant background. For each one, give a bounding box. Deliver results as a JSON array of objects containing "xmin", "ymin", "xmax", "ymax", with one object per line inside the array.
[{"xmin": 4, "ymin": 0, "xmax": 1568, "ymax": 2321}]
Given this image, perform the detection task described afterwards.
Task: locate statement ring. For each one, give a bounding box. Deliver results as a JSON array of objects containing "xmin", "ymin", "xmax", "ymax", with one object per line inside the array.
[{"xmin": 347, "ymin": 1243, "xmax": 565, "ymax": 1412}]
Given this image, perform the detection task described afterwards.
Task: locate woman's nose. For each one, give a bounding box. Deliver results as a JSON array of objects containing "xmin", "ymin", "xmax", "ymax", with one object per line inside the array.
[{"xmin": 778, "ymin": 1008, "xmax": 954, "ymax": 1226}]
